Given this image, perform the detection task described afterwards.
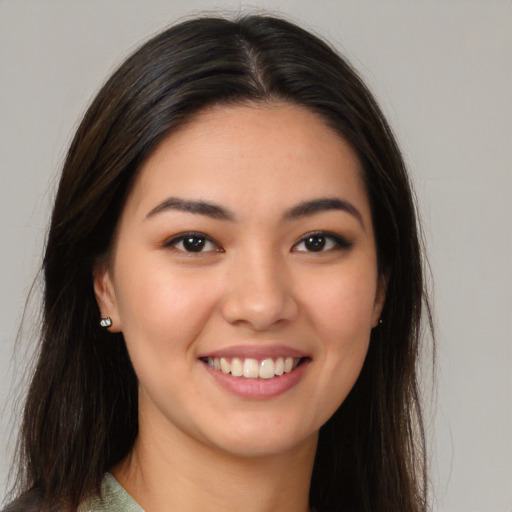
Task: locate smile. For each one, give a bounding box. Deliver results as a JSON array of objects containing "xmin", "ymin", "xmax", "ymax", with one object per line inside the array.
[{"xmin": 203, "ymin": 356, "xmax": 301, "ymax": 379}]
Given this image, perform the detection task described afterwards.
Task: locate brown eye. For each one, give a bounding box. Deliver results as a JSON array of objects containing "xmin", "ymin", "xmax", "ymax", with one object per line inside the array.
[
  {"xmin": 303, "ymin": 235, "xmax": 326, "ymax": 252},
  {"xmin": 165, "ymin": 232, "xmax": 222, "ymax": 253},
  {"xmin": 182, "ymin": 235, "xmax": 207, "ymax": 252},
  {"xmin": 293, "ymin": 232, "xmax": 352, "ymax": 253}
]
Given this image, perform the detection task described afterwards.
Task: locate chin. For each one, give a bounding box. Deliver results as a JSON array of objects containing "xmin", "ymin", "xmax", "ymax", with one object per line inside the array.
[{"xmin": 202, "ymin": 417, "xmax": 319, "ymax": 459}]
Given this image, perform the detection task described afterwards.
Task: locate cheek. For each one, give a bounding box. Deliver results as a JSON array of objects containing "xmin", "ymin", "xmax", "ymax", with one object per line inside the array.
[
  {"xmin": 298, "ymin": 262, "xmax": 377, "ymax": 407},
  {"xmin": 304, "ymin": 263, "xmax": 378, "ymax": 343},
  {"xmin": 113, "ymin": 255, "xmax": 219, "ymax": 356}
]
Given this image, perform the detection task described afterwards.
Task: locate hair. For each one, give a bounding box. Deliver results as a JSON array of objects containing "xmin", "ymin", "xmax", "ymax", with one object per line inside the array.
[{"xmin": 5, "ymin": 14, "xmax": 433, "ymax": 512}]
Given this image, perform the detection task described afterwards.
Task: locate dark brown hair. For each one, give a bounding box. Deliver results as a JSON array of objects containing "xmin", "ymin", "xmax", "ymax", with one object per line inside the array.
[{"xmin": 5, "ymin": 14, "xmax": 433, "ymax": 512}]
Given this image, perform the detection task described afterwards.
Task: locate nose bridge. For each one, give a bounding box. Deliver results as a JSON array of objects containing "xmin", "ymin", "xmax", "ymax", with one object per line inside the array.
[{"xmin": 220, "ymin": 242, "xmax": 297, "ymax": 330}]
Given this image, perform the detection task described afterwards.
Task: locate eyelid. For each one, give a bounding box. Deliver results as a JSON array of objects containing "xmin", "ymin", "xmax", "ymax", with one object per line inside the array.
[
  {"xmin": 292, "ymin": 231, "xmax": 353, "ymax": 252},
  {"xmin": 163, "ymin": 231, "xmax": 223, "ymax": 253}
]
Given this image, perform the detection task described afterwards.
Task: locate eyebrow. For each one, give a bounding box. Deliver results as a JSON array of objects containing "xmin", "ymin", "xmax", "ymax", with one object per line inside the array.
[
  {"xmin": 283, "ymin": 197, "xmax": 365, "ymax": 229},
  {"xmin": 145, "ymin": 197, "xmax": 235, "ymax": 221},
  {"xmin": 145, "ymin": 196, "xmax": 364, "ymax": 228}
]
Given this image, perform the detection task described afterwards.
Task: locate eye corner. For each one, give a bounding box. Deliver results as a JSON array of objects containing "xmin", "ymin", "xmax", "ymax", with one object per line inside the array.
[
  {"xmin": 163, "ymin": 231, "xmax": 223, "ymax": 254},
  {"xmin": 292, "ymin": 231, "xmax": 353, "ymax": 253}
]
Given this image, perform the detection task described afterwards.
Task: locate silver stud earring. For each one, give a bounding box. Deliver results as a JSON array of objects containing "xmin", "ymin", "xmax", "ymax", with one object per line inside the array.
[{"xmin": 99, "ymin": 317, "xmax": 112, "ymax": 328}]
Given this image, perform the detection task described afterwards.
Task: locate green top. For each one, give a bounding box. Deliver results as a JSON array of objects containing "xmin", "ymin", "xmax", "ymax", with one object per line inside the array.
[
  {"xmin": 78, "ymin": 473, "xmax": 144, "ymax": 512},
  {"xmin": 78, "ymin": 472, "xmax": 318, "ymax": 512}
]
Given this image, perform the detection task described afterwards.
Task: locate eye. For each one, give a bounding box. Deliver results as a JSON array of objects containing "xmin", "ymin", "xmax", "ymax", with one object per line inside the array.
[
  {"xmin": 292, "ymin": 232, "xmax": 352, "ymax": 253},
  {"xmin": 164, "ymin": 232, "xmax": 222, "ymax": 253}
]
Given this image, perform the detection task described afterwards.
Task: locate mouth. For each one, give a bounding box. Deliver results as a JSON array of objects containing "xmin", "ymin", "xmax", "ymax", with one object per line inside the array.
[{"xmin": 200, "ymin": 356, "xmax": 307, "ymax": 379}]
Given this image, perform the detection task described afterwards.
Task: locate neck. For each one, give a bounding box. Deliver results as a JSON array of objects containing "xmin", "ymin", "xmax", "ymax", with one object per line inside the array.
[{"xmin": 112, "ymin": 411, "xmax": 317, "ymax": 512}]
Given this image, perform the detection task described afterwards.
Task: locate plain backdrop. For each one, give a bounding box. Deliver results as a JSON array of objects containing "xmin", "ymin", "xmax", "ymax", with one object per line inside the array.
[{"xmin": 0, "ymin": 1, "xmax": 510, "ymax": 511}]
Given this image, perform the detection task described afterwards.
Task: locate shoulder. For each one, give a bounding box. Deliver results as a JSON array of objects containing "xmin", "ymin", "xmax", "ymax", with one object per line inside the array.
[
  {"xmin": 1, "ymin": 487, "xmax": 55, "ymax": 512},
  {"xmin": 78, "ymin": 474, "xmax": 142, "ymax": 512},
  {"xmin": 3, "ymin": 474, "xmax": 141, "ymax": 512}
]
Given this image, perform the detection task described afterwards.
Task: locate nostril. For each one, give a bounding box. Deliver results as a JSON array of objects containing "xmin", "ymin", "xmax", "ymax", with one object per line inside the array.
[{"xmin": 219, "ymin": 285, "xmax": 299, "ymax": 331}]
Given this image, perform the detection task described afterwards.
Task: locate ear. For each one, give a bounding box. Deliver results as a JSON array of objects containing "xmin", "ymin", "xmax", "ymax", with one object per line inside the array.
[
  {"xmin": 371, "ymin": 273, "xmax": 388, "ymax": 327},
  {"xmin": 93, "ymin": 263, "xmax": 121, "ymax": 332}
]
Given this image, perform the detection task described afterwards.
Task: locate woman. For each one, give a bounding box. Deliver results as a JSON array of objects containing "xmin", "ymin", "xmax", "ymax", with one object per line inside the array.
[{"xmin": 5, "ymin": 14, "xmax": 432, "ymax": 512}]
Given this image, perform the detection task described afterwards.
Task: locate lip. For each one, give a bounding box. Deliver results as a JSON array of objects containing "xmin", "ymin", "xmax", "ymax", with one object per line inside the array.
[
  {"xmin": 197, "ymin": 344, "xmax": 308, "ymax": 360},
  {"xmin": 201, "ymin": 356, "xmax": 310, "ymax": 399}
]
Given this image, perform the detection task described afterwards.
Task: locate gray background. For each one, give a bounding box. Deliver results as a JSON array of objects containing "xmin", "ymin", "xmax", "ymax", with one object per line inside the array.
[{"xmin": 1, "ymin": 1, "xmax": 510, "ymax": 510}]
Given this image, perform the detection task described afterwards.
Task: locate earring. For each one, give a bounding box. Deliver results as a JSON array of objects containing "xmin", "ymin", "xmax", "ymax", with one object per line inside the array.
[
  {"xmin": 379, "ymin": 318, "xmax": 383, "ymax": 325},
  {"xmin": 99, "ymin": 317, "xmax": 112, "ymax": 328}
]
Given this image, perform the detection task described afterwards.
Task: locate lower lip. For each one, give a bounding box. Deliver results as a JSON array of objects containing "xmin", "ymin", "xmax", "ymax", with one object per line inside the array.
[{"xmin": 202, "ymin": 360, "xmax": 309, "ymax": 399}]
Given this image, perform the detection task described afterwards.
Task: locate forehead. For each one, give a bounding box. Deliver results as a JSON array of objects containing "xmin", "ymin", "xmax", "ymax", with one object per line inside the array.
[{"xmin": 125, "ymin": 102, "xmax": 370, "ymax": 222}]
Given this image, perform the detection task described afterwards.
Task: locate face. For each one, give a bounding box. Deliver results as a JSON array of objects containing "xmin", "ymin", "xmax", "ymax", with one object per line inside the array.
[{"xmin": 94, "ymin": 103, "xmax": 385, "ymax": 458}]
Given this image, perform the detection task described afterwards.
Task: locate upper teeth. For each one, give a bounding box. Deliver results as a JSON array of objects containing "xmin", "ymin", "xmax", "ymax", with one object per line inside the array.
[{"xmin": 206, "ymin": 357, "xmax": 299, "ymax": 379}]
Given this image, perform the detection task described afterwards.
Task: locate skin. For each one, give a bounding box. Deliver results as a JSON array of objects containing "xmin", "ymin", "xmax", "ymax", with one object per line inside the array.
[{"xmin": 94, "ymin": 102, "xmax": 385, "ymax": 512}]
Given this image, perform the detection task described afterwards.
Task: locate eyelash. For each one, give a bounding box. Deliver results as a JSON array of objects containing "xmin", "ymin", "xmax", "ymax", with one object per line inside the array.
[
  {"xmin": 163, "ymin": 232, "xmax": 223, "ymax": 254},
  {"xmin": 292, "ymin": 231, "xmax": 353, "ymax": 253},
  {"xmin": 163, "ymin": 231, "xmax": 352, "ymax": 254}
]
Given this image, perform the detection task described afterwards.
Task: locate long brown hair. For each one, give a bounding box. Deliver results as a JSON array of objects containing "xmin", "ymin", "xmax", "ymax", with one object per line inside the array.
[{"xmin": 5, "ymin": 14, "xmax": 433, "ymax": 512}]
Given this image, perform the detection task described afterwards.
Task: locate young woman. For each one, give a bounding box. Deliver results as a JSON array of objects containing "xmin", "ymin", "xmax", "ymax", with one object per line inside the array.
[{"xmin": 5, "ymin": 14, "xmax": 433, "ymax": 512}]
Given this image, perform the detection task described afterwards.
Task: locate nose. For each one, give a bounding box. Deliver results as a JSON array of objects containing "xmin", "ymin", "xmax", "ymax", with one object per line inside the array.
[{"xmin": 220, "ymin": 249, "xmax": 299, "ymax": 331}]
